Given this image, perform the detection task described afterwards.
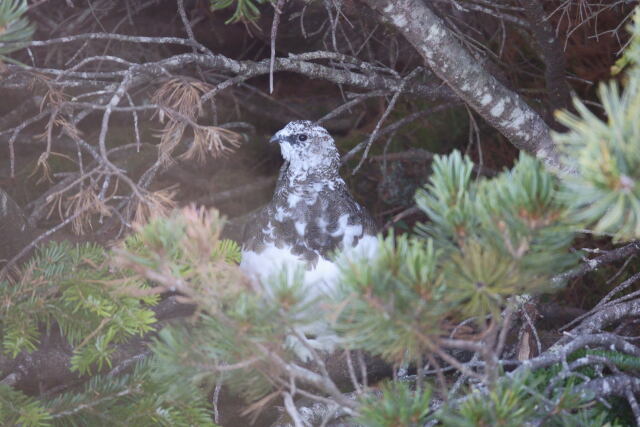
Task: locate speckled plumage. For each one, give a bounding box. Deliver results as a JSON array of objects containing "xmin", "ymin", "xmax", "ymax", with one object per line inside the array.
[{"xmin": 241, "ymin": 120, "xmax": 377, "ymax": 295}]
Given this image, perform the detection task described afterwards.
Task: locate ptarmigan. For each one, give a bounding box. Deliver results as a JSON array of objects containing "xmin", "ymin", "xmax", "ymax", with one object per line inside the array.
[{"xmin": 240, "ymin": 120, "xmax": 377, "ymax": 358}]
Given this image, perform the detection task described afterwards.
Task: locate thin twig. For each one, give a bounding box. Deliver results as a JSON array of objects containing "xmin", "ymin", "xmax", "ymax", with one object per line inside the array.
[
  {"xmin": 270, "ymin": 0, "xmax": 287, "ymax": 94},
  {"xmin": 0, "ymin": 198, "xmax": 111, "ymax": 279},
  {"xmin": 351, "ymin": 74, "xmax": 410, "ymax": 174}
]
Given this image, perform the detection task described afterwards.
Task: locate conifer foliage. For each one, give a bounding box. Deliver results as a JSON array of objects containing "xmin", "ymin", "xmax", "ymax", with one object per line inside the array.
[
  {"xmin": 209, "ymin": 0, "xmax": 272, "ymax": 23},
  {"xmin": 0, "ymin": 221, "xmax": 227, "ymax": 425},
  {"xmin": 554, "ymin": 11, "xmax": 640, "ymax": 242},
  {"xmin": 0, "ymin": 0, "xmax": 34, "ymax": 60}
]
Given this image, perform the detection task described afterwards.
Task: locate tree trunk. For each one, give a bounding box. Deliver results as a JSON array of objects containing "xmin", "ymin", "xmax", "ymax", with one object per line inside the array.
[{"xmin": 362, "ymin": 0, "xmax": 569, "ymax": 172}]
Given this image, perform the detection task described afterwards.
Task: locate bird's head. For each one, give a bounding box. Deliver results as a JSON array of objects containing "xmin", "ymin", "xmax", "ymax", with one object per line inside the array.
[{"xmin": 270, "ymin": 121, "xmax": 339, "ymax": 172}]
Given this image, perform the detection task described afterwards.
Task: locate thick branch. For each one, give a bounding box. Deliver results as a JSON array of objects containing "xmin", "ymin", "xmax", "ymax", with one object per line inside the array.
[
  {"xmin": 361, "ymin": 0, "xmax": 568, "ymax": 172},
  {"xmin": 568, "ymin": 299, "xmax": 640, "ymax": 338},
  {"xmin": 511, "ymin": 333, "xmax": 640, "ymax": 379},
  {"xmin": 576, "ymin": 374, "xmax": 640, "ymax": 400},
  {"xmin": 1, "ymin": 45, "xmax": 451, "ymax": 99},
  {"xmin": 552, "ymin": 241, "xmax": 640, "ymax": 284}
]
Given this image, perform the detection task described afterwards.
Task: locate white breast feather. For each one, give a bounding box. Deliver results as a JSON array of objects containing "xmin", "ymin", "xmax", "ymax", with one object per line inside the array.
[
  {"xmin": 294, "ymin": 221, "xmax": 306, "ymax": 236},
  {"xmin": 240, "ymin": 236, "xmax": 378, "ymax": 361},
  {"xmin": 240, "ymin": 235, "xmax": 378, "ymax": 299}
]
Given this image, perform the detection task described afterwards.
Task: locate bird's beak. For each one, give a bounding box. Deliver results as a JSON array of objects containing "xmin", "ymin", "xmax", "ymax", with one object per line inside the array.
[{"xmin": 269, "ymin": 134, "xmax": 280, "ymax": 144}]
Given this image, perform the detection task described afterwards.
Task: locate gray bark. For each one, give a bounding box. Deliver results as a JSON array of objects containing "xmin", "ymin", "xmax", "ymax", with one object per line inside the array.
[{"xmin": 362, "ymin": 0, "xmax": 568, "ymax": 172}]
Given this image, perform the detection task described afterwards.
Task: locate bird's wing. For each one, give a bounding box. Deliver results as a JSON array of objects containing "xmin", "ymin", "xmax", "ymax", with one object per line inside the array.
[
  {"xmin": 303, "ymin": 188, "xmax": 377, "ymax": 259},
  {"xmin": 241, "ymin": 206, "xmax": 271, "ymax": 252}
]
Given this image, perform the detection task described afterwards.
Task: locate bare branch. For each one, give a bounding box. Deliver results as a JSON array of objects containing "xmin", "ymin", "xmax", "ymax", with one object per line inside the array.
[
  {"xmin": 552, "ymin": 241, "xmax": 640, "ymax": 284},
  {"xmin": 270, "ymin": 0, "xmax": 287, "ymax": 94}
]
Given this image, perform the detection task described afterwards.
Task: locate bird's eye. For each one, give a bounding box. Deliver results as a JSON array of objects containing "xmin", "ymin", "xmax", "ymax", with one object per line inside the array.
[{"xmin": 298, "ymin": 134, "xmax": 308, "ymax": 142}]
